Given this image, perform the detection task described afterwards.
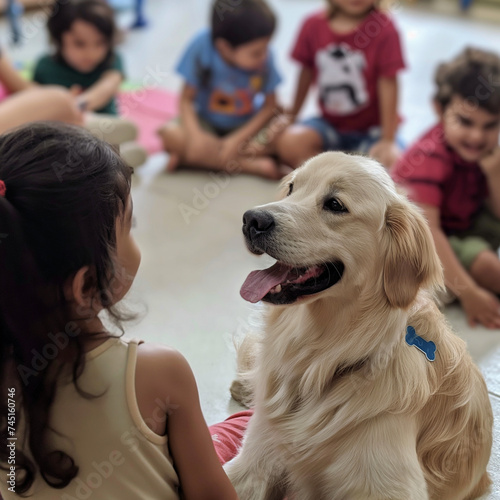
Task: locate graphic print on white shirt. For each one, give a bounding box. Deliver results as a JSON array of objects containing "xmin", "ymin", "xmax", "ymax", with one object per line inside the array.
[{"xmin": 316, "ymin": 43, "xmax": 369, "ymax": 115}]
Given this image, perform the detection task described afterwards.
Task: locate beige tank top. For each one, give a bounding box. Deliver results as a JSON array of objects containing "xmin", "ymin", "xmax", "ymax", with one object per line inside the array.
[{"xmin": 1, "ymin": 337, "xmax": 180, "ymax": 500}]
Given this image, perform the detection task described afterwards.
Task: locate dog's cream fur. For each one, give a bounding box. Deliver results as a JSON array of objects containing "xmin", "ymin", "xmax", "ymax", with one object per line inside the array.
[{"xmin": 226, "ymin": 152, "xmax": 493, "ymax": 500}]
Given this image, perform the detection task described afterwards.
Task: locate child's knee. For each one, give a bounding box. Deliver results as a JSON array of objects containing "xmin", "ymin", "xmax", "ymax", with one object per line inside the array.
[
  {"xmin": 470, "ymin": 249, "xmax": 500, "ymax": 275},
  {"xmin": 277, "ymin": 126, "xmax": 322, "ymax": 167},
  {"xmin": 158, "ymin": 124, "xmax": 185, "ymax": 154},
  {"xmin": 43, "ymin": 86, "xmax": 82, "ymax": 124},
  {"xmin": 450, "ymin": 236, "xmax": 492, "ymax": 272}
]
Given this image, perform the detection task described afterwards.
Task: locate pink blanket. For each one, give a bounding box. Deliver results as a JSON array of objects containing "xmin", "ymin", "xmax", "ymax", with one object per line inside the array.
[{"xmin": 117, "ymin": 88, "xmax": 178, "ymax": 154}]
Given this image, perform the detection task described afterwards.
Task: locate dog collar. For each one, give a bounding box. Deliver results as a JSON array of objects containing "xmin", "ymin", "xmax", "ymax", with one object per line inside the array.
[{"xmin": 405, "ymin": 326, "xmax": 436, "ymax": 362}]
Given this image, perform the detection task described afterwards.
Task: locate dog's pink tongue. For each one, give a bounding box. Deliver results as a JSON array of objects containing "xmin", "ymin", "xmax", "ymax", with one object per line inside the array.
[{"xmin": 240, "ymin": 262, "xmax": 292, "ymax": 303}]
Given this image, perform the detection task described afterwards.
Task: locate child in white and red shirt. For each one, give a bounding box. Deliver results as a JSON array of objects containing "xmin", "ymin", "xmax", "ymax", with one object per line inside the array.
[{"xmin": 277, "ymin": 0, "xmax": 405, "ymax": 168}]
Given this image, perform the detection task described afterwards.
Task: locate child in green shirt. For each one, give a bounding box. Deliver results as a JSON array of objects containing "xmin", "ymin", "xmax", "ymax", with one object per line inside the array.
[
  {"xmin": 33, "ymin": 0, "xmax": 147, "ymax": 168},
  {"xmin": 34, "ymin": 52, "xmax": 124, "ymax": 116}
]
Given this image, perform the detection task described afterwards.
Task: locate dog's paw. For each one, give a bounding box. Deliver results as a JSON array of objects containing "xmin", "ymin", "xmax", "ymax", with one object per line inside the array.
[{"xmin": 230, "ymin": 378, "xmax": 254, "ymax": 408}]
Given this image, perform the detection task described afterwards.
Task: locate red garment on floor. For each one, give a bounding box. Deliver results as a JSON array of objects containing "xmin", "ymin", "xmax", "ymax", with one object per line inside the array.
[{"xmin": 209, "ymin": 410, "xmax": 253, "ymax": 464}]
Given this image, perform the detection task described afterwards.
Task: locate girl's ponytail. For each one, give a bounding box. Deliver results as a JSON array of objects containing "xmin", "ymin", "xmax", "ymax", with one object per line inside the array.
[
  {"xmin": 0, "ymin": 188, "xmax": 51, "ymax": 493},
  {"xmin": 0, "ymin": 122, "xmax": 132, "ymax": 493}
]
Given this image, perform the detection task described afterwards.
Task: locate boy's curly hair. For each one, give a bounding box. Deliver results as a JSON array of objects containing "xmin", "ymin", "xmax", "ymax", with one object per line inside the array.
[{"xmin": 434, "ymin": 47, "xmax": 500, "ymax": 114}]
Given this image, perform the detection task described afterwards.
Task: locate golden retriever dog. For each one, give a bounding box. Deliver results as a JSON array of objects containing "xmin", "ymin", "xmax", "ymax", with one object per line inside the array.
[{"xmin": 225, "ymin": 152, "xmax": 493, "ymax": 500}]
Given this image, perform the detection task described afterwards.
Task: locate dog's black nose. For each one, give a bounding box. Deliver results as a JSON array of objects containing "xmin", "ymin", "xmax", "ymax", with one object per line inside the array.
[{"xmin": 243, "ymin": 210, "xmax": 275, "ymax": 237}]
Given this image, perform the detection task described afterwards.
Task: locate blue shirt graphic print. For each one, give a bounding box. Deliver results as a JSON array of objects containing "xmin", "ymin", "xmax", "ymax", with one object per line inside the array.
[{"xmin": 176, "ymin": 30, "xmax": 281, "ymax": 132}]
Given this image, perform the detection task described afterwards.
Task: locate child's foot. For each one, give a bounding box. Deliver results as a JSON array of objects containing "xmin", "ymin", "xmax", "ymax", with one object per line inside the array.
[
  {"xmin": 166, "ymin": 153, "xmax": 180, "ymax": 172},
  {"xmin": 120, "ymin": 142, "xmax": 148, "ymax": 169},
  {"xmin": 238, "ymin": 157, "xmax": 291, "ymax": 180},
  {"xmin": 85, "ymin": 114, "xmax": 138, "ymax": 144}
]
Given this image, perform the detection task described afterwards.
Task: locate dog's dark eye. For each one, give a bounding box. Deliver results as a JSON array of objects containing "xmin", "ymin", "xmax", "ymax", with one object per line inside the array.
[
  {"xmin": 324, "ymin": 197, "xmax": 348, "ymax": 213},
  {"xmin": 287, "ymin": 183, "xmax": 294, "ymax": 196}
]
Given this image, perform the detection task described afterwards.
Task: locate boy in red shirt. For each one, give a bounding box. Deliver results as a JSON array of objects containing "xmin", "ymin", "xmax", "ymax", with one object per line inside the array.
[
  {"xmin": 276, "ymin": 0, "xmax": 405, "ymax": 168},
  {"xmin": 392, "ymin": 47, "xmax": 500, "ymax": 329}
]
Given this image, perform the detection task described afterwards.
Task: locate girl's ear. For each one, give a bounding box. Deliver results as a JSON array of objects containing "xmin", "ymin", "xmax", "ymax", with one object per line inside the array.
[{"xmin": 68, "ymin": 266, "xmax": 92, "ymax": 307}]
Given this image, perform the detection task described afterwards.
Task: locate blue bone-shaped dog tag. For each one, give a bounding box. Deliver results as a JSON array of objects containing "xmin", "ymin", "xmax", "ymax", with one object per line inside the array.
[{"xmin": 405, "ymin": 326, "xmax": 436, "ymax": 362}]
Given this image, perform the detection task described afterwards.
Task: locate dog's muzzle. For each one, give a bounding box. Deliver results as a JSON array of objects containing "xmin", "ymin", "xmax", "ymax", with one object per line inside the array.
[{"xmin": 240, "ymin": 208, "xmax": 345, "ymax": 304}]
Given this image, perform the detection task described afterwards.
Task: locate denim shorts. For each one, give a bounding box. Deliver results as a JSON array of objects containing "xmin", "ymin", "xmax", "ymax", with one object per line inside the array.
[{"xmin": 302, "ymin": 116, "xmax": 382, "ymax": 153}]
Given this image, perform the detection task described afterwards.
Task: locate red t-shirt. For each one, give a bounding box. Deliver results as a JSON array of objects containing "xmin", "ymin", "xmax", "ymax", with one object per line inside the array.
[
  {"xmin": 291, "ymin": 9, "xmax": 405, "ymax": 132},
  {"xmin": 391, "ymin": 123, "xmax": 489, "ymax": 233}
]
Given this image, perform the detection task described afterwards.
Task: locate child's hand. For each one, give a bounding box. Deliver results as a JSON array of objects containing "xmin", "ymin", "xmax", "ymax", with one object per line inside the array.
[
  {"xmin": 62, "ymin": 89, "xmax": 85, "ymax": 126},
  {"xmin": 268, "ymin": 112, "xmax": 294, "ymax": 138},
  {"xmin": 69, "ymin": 84, "xmax": 83, "ymax": 96},
  {"xmin": 66, "ymin": 85, "xmax": 87, "ymax": 120},
  {"xmin": 479, "ymin": 147, "xmax": 500, "ymax": 177},
  {"xmin": 72, "ymin": 103, "xmax": 85, "ymax": 126},
  {"xmin": 369, "ymin": 139, "xmax": 401, "ymax": 169},
  {"xmin": 460, "ymin": 285, "xmax": 500, "ymax": 329}
]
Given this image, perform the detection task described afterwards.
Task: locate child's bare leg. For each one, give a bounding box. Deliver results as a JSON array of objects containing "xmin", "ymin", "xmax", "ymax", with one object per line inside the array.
[
  {"xmin": 179, "ymin": 148, "xmax": 284, "ymax": 179},
  {"xmin": 232, "ymin": 155, "xmax": 288, "ymax": 180},
  {"xmin": 275, "ymin": 125, "xmax": 323, "ymax": 169},
  {"xmin": 237, "ymin": 143, "xmax": 292, "ymax": 180},
  {"xmin": 0, "ymin": 86, "xmax": 82, "ymax": 134},
  {"xmin": 469, "ymin": 250, "xmax": 500, "ymax": 294},
  {"xmin": 244, "ymin": 138, "xmax": 275, "ymax": 157},
  {"xmin": 160, "ymin": 126, "xmax": 227, "ymax": 172},
  {"xmin": 159, "ymin": 123, "xmax": 287, "ymax": 179},
  {"xmin": 157, "ymin": 122, "xmax": 187, "ymax": 171}
]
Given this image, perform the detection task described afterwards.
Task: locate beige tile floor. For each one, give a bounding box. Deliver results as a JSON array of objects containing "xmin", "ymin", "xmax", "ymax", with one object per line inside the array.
[{"xmin": 2, "ymin": 0, "xmax": 500, "ymax": 496}]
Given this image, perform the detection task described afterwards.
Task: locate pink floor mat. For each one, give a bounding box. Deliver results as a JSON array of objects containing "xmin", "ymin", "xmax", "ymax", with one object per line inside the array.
[{"xmin": 117, "ymin": 88, "xmax": 178, "ymax": 154}]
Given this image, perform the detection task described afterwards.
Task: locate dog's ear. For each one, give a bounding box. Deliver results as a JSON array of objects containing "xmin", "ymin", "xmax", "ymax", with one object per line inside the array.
[
  {"xmin": 383, "ymin": 201, "xmax": 443, "ymax": 309},
  {"xmin": 277, "ymin": 172, "xmax": 295, "ymax": 200}
]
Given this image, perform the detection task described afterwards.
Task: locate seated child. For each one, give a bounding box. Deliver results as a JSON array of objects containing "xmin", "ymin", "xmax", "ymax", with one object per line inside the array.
[
  {"xmin": 159, "ymin": 0, "xmax": 288, "ymax": 179},
  {"xmin": 0, "ymin": 46, "xmax": 82, "ymax": 133},
  {"xmin": 392, "ymin": 47, "xmax": 500, "ymax": 330},
  {"xmin": 33, "ymin": 0, "xmax": 147, "ymax": 168},
  {"xmin": 276, "ymin": 0, "xmax": 405, "ymax": 169},
  {"xmin": 0, "ymin": 122, "xmax": 241, "ymax": 500}
]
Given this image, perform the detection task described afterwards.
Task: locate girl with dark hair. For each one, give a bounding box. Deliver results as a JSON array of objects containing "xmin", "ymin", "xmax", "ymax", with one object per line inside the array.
[
  {"xmin": 33, "ymin": 0, "xmax": 147, "ymax": 168},
  {"xmin": 0, "ymin": 122, "xmax": 237, "ymax": 499}
]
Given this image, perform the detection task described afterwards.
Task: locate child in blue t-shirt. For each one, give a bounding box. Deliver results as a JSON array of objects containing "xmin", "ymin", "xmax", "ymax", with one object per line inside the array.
[{"xmin": 159, "ymin": 0, "xmax": 288, "ymax": 179}]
